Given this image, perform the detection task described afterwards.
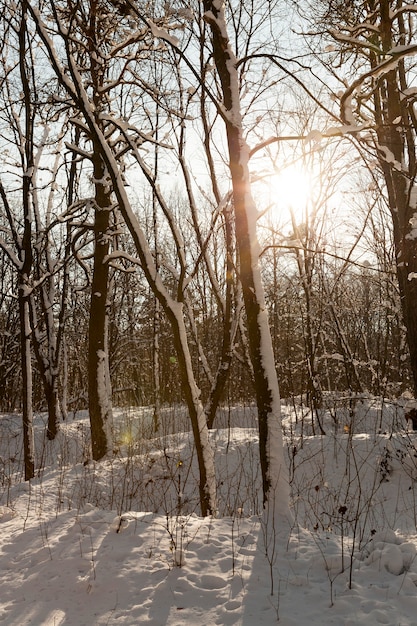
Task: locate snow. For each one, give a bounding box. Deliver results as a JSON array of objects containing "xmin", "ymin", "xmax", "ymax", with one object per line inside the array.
[
  {"xmin": 305, "ymin": 129, "xmax": 323, "ymax": 143},
  {"xmin": 407, "ymin": 213, "xmax": 417, "ymax": 240},
  {"xmin": 148, "ymin": 21, "xmax": 179, "ymax": 47},
  {"xmin": 402, "ymin": 87, "xmax": 417, "ymax": 98},
  {"xmin": 2, "ymin": 398, "xmax": 417, "ymax": 624},
  {"xmin": 411, "ymin": 187, "xmax": 417, "ymax": 210},
  {"xmin": 388, "ymin": 44, "xmax": 417, "ymax": 57}
]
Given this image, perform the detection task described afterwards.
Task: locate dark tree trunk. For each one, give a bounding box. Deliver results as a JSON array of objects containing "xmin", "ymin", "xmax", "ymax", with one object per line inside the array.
[
  {"xmin": 397, "ymin": 258, "xmax": 417, "ymax": 394},
  {"xmin": 88, "ymin": 151, "xmax": 113, "ymax": 461},
  {"xmin": 86, "ymin": 5, "xmax": 114, "ymax": 461},
  {"xmin": 19, "ymin": 2, "xmax": 35, "ymax": 480},
  {"xmin": 45, "ymin": 379, "xmax": 60, "ymax": 440},
  {"xmin": 375, "ymin": 1, "xmax": 417, "ymax": 395},
  {"xmin": 19, "ymin": 290, "xmax": 35, "ymax": 481},
  {"xmin": 203, "ymin": 0, "xmax": 289, "ymax": 511}
]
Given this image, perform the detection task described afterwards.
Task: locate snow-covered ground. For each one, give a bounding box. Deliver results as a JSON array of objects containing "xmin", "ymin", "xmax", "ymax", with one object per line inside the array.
[{"xmin": 1, "ymin": 397, "xmax": 417, "ymax": 625}]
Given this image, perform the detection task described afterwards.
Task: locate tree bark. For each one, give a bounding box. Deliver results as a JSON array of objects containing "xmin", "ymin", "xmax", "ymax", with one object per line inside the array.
[
  {"xmin": 85, "ymin": 3, "xmax": 114, "ymax": 460},
  {"xmin": 19, "ymin": 1, "xmax": 35, "ymax": 480},
  {"xmin": 19, "ymin": 288, "xmax": 35, "ymax": 481},
  {"xmin": 203, "ymin": 1, "xmax": 289, "ymax": 514},
  {"xmin": 88, "ymin": 149, "xmax": 114, "ymax": 460}
]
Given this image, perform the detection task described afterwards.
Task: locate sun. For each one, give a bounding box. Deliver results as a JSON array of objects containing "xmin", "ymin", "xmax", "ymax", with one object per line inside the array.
[{"xmin": 267, "ymin": 165, "xmax": 313, "ymax": 226}]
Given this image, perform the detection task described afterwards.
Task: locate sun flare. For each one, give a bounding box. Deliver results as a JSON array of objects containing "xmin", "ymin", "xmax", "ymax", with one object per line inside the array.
[{"xmin": 268, "ymin": 165, "xmax": 313, "ymax": 224}]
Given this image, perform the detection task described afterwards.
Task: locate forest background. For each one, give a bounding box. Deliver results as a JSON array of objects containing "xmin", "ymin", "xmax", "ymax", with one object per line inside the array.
[{"xmin": 1, "ymin": 0, "xmax": 417, "ymax": 518}]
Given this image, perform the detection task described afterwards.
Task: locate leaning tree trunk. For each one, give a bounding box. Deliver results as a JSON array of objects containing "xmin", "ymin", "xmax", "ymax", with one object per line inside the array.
[
  {"xmin": 28, "ymin": 0, "xmax": 216, "ymax": 515},
  {"xmin": 203, "ymin": 0, "xmax": 290, "ymax": 516},
  {"xmin": 206, "ymin": 204, "xmax": 235, "ymax": 430},
  {"xmin": 167, "ymin": 306, "xmax": 217, "ymax": 516}
]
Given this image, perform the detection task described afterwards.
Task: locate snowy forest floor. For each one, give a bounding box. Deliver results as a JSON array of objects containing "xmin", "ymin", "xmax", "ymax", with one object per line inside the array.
[{"xmin": 1, "ymin": 396, "xmax": 417, "ymax": 625}]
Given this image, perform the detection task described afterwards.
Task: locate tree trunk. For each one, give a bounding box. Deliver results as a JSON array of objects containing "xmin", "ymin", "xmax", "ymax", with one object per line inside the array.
[
  {"xmin": 29, "ymin": 289, "xmax": 61, "ymax": 440},
  {"xmin": 167, "ymin": 306, "xmax": 217, "ymax": 516},
  {"xmin": 337, "ymin": 0, "xmax": 417, "ymax": 396},
  {"xmin": 19, "ymin": 289, "xmax": 35, "ymax": 481},
  {"xmin": 19, "ymin": 3, "xmax": 35, "ymax": 480},
  {"xmin": 88, "ymin": 151, "xmax": 113, "ymax": 460},
  {"xmin": 152, "ymin": 296, "xmax": 161, "ymax": 432},
  {"xmin": 203, "ymin": 1, "xmax": 290, "ymax": 515},
  {"xmin": 206, "ymin": 206, "xmax": 235, "ymax": 430},
  {"xmin": 376, "ymin": 80, "xmax": 417, "ymax": 395},
  {"xmin": 397, "ymin": 255, "xmax": 417, "ymax": 394},
  {"xmin": 86, "ymin": 5, "xmax": 114, "ymax": 461},
  {"xmin": 45, "ymin": 377, "xmax": 60, "ymax": 440}
]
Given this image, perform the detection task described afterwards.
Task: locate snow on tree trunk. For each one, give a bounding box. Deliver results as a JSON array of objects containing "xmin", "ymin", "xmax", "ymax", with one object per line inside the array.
[
  {"xmin": 98, "ymin": 150, "xmax": 217, "ymax": 514},
  {"xmin": 85, "ymin": 98, "xmax": 216, "ymax": 513},
  {"xmin": 86, "ymin": 6, "xmax": 115, "ymax": 461},
  {"xmin": 88, "ymin": 149, "xmax": 114, "ymax": 461},
  {"xmin": 374, "ymin": 68, "xmax": 417, "ymax": 396},
  {"xmin": 168, "ymin": 303, "xmax": 217, "ymax": 516},
  {"xmin": 202, "ymin": 1, "xmax": 290, "ymax": 520},
  {"xmin": 372, "ymin": 4, "xmax": 417, "ymax": 397}
]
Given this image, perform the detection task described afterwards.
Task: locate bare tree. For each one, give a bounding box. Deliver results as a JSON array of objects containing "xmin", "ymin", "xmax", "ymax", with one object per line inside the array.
[
  {"xmin": 201, "ymin": 0, "xmax": 290, "ymax": 516},
  {"xmin": 0, "ymin": 0, "xmax": 76, "ymax": 451},
  {"xmin": 28, "ymin": 0, "xmax": 218, "ymax": 515},
  {"xmin": 0, "ymin": 2, "xmax": 37, "ymax": 478},
  {"xmin": 306, "ymin": 0, "xmax": 417, "ymax": 395},
  {"xmin": 0, "ymin": 260, "xmax": 20, "ymax": 412}
]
